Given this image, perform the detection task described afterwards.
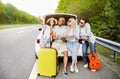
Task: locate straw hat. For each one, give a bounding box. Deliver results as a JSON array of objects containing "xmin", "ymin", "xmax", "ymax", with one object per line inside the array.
[{"xmin": 47, "ymin": 17, "xmax": 57, "ymax": 24}]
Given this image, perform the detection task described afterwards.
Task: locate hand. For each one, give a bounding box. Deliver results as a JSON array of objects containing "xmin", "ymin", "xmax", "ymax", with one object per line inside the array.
[
  {"xmin": 78, "ymin": 39, "xmax": 82, "ymax": 44},
  {"xmin": 82, "ymin": 36, "xmax": 88, "ymax": 40},
  {"xmin": 40, "ymin": 45, "xmax": 45, "ymax": 48},
  {"xmin": 61, "ymin": 37, "xmax": 67, "ymax": 42}
]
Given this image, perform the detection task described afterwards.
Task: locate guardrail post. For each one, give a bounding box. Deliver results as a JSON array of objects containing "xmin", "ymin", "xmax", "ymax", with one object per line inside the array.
[{"xmin": 114, "ymin": 51, "xmax": 117, "ymax": 61}]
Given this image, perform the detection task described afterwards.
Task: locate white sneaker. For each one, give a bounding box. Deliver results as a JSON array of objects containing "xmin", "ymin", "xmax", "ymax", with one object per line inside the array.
[
  {"xmin": 84, "ymin": 63, "xmax": 88, "ymax": 68},
  {"xmin": 63, "ymin": 69, "xmax": 68, "ymax": 76},
  {"xmin": 91, "ymin": 70, "xmax": 96, "ymax": 72},
  {"xmin": 70, "ymin": 65, "xmax": 74, "ymax": 72},
  {"xmin": 75, "ymin": 66, "xmax": 79, "ymax": 72}
]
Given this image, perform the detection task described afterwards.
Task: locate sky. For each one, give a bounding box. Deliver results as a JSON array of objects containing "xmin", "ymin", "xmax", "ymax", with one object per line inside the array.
[{"xmin": 1, "ymin": 0, "xmax": 59, "ymax": 17}]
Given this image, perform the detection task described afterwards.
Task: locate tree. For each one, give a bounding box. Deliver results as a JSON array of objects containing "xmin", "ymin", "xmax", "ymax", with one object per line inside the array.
[
  {"xmin": 55, "ymin": 0, "xmax": 120, "ymax": 42},
  {"xmin": 0, "ymin": 0, "xmax": 39, "ymax": 24}
]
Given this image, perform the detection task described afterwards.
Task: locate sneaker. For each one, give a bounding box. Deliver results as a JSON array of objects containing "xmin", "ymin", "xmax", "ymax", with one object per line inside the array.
[
  {"xmin": 75, "ymin": 66, "xmax": 79, "ymax": 72},
  {"xmin": 63, "ymin": 69, "xmax": 68, "ymax": 76},
  {"xmin": 70, "ymin": 65, "xmax": 74, "ymax": 72},
  {"xmin": 91, "ymin": 70, "xmax": 96, "ymax": 72},
  {"xmin": 84, "ymin": 63, "xmax": 88, "ymax": 68}
]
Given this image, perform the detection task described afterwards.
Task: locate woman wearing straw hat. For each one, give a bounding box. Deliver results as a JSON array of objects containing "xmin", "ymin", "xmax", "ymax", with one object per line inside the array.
[
  {"xmin": 40, "ymin": 17, "xmax": 57, "ymax": 47},
  {"xmin": 47, "ymin": 17, "xmax": 57, "ymax": 37}
]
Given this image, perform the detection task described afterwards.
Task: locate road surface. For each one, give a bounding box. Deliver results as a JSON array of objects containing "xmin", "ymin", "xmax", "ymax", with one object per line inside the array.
[{"xmin": 0, "ymin": 25, "xmax": 40, "ymax": 79}]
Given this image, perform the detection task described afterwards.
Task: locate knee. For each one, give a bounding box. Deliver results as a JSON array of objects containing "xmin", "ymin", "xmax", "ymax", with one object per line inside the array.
[{"xmin": 63, "ymin": 50, "xmax": 68, "ymax": 57}]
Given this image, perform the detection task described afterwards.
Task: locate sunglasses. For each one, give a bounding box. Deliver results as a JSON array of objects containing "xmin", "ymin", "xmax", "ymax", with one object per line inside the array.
[
  {"xmin": 68, "ymin": 20, "xmax": 71, "ymax": 22},
  {"xmin": 80, "ymin": 22, "xmax": 84, "ymax": 24}
]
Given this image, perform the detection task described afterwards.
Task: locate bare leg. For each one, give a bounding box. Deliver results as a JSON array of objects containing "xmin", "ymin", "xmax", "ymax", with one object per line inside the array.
[
  {"xmin": 74, "ymin": 62, "xmax": 79, "ymax": 72},
  {"xmin": 63, "ymin": 50, "xmax": 68, "ymax": 70},
  {"xmin": 71, "ymin": 61, "xmax": 74, "ymax": 67}
]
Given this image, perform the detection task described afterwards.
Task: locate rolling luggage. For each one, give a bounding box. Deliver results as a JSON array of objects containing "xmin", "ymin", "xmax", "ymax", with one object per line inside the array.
[{"xmin": 37, "ymin": 48, "xmax": 58, "ymax": 77}]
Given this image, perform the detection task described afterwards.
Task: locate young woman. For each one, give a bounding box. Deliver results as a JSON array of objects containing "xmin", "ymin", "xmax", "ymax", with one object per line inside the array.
[
  {"xmin": 40, "ymin": 17, "xmax": 57, "ymax": 47},
  {"xmin": 66, "ymin": 17, "xmax": 80, "ymax": 72},
  {"xmin": 47, "ymin": 17, "xmax": 57, "ymax": 37}
]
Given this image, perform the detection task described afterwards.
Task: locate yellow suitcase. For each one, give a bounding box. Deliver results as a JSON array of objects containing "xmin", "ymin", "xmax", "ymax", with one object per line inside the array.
[{"xmin": 37, "ymin": 48, "xmax": 58, "ymax": 77}]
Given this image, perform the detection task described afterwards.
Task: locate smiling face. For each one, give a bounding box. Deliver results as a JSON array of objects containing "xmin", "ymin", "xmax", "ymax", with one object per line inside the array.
[
  {"xmin": 67, "ymin": 17, "xmax": 77, "ymax": 30},
  {"xmin": 58, "ymin": 17, "xmax": 65, "ymax": 26},
  {"xmin": 79, "ymin": 19, "xmax": 86, "ymax": 27},
  {"xmin": 67, "ymin": 19, "xmax": 71, "ymax": 26},
  {"xmin": 49, "ymin": 20, "xmax": 55, "ymax": 26}
]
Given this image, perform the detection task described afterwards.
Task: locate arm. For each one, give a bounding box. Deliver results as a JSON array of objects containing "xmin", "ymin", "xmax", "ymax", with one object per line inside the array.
[{"xmin": 52, "ymin": 33, "xmax": 59, "ymax": 40}]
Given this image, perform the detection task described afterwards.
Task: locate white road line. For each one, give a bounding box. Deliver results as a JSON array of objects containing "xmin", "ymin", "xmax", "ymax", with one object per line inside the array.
[
  {"xmin": 28, "ymin": 60, "xmax": 37, "ymax": 79},
  {"xmin": 17, "ymin": 31, "xmax": 24, "ymax": 34}
]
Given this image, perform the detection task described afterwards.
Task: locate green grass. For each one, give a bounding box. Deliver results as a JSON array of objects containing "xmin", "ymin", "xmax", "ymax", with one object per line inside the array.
[
  {"xmin": 96, "ymin": 44, "xmax": 120, "ymax": 64},
  {"xmin": 0, "ymin": 24, "xmax": 36, "ymax": 30}
]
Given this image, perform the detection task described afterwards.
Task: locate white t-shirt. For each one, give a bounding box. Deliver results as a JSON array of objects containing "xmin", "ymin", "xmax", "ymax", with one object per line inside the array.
[{"xmin": 53, "ymin": 25, "xmax": 68, "ymax": 43}]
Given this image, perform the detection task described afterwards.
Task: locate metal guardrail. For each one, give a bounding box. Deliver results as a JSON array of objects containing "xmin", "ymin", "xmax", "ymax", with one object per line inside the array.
[{"xmin": 95, "ymin": 36, "xmax": 120, "ymax": 61}]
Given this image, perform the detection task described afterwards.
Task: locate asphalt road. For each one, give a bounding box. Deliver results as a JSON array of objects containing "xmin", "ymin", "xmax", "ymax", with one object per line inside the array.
[
  {"xmin": 0, "ymin": 25, "xmax": 40, "ymax": 79},
  {"xmin": 0, "ymin": 25, "xmax": 119, "ymax": 79}
]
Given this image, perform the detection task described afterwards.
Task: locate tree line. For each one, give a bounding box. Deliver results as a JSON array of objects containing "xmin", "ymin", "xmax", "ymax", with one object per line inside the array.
[
  {"xmin": 0, "ymin": 0, "xmax": 39, "ymax": 24},
  {"xmin": 56, "ymin": 0, "xmax": 120, "ymax": 43}
]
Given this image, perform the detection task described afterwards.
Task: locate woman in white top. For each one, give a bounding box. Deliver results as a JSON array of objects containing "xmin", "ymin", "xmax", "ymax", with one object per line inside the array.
[
  {"xmin": 66, "ymin": 17, "xmax": 80, "ymax": 72},
  {"xmin": 40, "ymin": 17, "xmax": 57, "ymax": 47}
]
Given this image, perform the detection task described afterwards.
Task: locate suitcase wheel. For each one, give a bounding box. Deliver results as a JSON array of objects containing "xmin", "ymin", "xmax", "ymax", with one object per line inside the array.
[
  {"xmin": 37, "ymin": 73, "xmax": 40, "ymax": 76},
  {"xmin": 35, "ymin": 52, "xmax": 38, "ymax": 59}
]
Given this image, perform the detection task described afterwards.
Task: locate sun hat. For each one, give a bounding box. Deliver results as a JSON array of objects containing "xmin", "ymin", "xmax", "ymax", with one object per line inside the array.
[{"xmin": 47, "ymin": 17, "xmax": 57, "ymax": 24}]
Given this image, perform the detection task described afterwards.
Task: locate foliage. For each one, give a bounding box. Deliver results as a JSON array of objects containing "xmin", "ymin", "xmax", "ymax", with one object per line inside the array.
[
  {"xmin": 0, "ymin": 0, "xmax": 39, "ymax": 24},
  {"xmin": 56, "ymin": 0, "xmax": 120, "ymax": 43}
]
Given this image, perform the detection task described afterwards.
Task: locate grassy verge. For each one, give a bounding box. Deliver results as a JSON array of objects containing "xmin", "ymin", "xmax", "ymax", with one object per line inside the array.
[
  {"xmin": 0, "ymin": 24, "xmax": 36, "ymax": 30},
  {"xmin": 96, "ymin": 44, "xmax": 120, "ymax": 78},
  {"xmin": 96, "ymin": 44, "xmax": 120, "ymax": 64}
]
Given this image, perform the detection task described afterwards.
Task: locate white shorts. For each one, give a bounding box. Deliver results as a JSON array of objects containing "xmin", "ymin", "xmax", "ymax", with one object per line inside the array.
[{"xmin": 52, "ymin": 42, "xmax": 67, "ymax": 54}]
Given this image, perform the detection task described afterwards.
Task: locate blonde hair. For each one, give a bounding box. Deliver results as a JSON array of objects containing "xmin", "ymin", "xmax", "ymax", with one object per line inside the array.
[
  {"xmin": 67, "ymin": 18, "xmax": 77, "ymax": 35},
  {"xmin": 70, "ymin": 18, "xmax": 76, "ymax": 29}
]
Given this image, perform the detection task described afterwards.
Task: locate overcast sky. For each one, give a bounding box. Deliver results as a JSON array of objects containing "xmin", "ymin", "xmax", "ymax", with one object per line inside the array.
[{"xmin": 1, "ymin": 0, "xmax": 59, "ymax": 17}]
